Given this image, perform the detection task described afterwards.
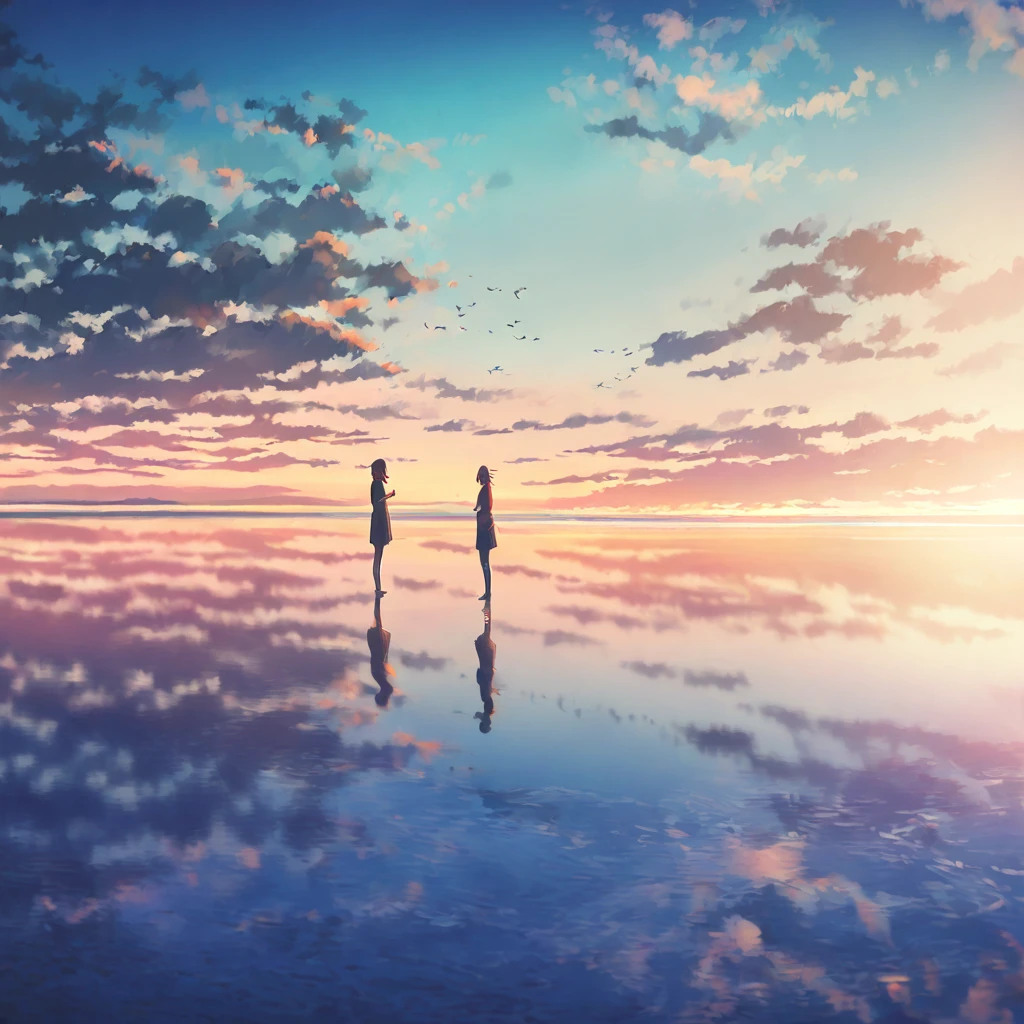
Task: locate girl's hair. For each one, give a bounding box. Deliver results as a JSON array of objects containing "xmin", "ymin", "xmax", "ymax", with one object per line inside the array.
[
  {"xmin": 370, "ymin": 458, "xmax": 388, "ymax": 482},
  {"xmin": 476, "ymin": 465, "xmax": 493, "ymax": 485}
]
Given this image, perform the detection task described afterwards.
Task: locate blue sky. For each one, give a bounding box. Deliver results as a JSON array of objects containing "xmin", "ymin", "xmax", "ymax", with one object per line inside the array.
[{"xmin": 1, "ymin": 0, "xmax": 1022, "ymax": 511}]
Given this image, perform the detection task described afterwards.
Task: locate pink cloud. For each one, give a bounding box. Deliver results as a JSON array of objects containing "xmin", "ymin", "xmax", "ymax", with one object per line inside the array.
[{"xmin": 927, "ymin": 257, "xmax": 1024, "ymax": 331}]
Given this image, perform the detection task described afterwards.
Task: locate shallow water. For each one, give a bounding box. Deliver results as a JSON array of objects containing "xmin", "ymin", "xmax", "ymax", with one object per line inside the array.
[{"xmin": 0, "ymin": 516, "xmax": 1022, "ymax": 1022}]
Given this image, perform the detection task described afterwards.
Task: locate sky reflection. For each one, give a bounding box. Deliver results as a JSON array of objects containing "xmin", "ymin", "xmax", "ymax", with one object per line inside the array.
[{"xmin": 0, "ymin": 517, "xmax": 1022, "ymax": 1021}]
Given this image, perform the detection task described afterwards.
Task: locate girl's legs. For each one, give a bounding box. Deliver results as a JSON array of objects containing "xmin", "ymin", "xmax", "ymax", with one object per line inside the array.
[
  {"xmin": 373, "ymin": 545, "xmax": 384, "ymax": 592},
  {"xmin": 479, "ymin": 549, "xmax": 491, "ymax": 599}
]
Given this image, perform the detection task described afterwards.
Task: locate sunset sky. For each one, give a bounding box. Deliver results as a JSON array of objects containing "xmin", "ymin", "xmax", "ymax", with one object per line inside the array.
[{"xmin": 1, "ymin": 0, "xmax": 1022, "ymax": 514}]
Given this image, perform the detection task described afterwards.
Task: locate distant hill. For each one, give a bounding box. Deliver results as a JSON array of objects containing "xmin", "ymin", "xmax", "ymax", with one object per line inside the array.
[{"xmin": 3, "ymin": 497, "xmax": 181, "ymax": 506}]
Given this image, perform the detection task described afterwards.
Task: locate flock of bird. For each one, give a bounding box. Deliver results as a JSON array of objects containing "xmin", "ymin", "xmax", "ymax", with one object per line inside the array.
[{"xmin": 415, "ymin": 281, "xmax": 639, "ymax": 387}]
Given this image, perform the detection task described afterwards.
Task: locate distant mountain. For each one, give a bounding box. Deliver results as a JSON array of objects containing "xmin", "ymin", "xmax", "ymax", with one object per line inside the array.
[
  {"xmin": 3, "ymin": 497, "xmax": 180, "ymax": 506},
  {"xmin": 0, "ymin": 485, "xmax": 353, "ymax": 506}
]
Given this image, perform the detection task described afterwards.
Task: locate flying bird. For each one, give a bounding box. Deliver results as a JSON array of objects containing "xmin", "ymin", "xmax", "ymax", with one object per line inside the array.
[
  {"xmin": 433, "ymin": 325, "xmax": 447, "ymax": 331},
  {"xmin": 514, "ymin": 288, "xmax": 526, "ymax": 299},
  {"xmin": 531, "ymin": 337, "xmax": 540, "ymax": 342},
  {"xmin": 487, "ymin": 286, "xmax": 501, "ymax": 292},
  {"xmin": 488, "ymin": 366, "xmax": 504, "ymax": 374},
  {"xmin": 459, "ymin": 326, "xmax": 468, "ymax": 331},
  {"xmin": 595, "ymin": 382, "xmax": 608, "ymax": 388},
  {"xmin": 513, "ymin": 335, "xmax": 526, "ymax": 341},
  {"xmin": 629, "ymin": 366, "xmax": 638, "ymax": 373},
  {"xmin": 506, "ymin": 320, "xmax": 521, "ymax": 327},
  {"xmin": 593, "ymin": 348, "xmax": 604, "ymax": 353}
]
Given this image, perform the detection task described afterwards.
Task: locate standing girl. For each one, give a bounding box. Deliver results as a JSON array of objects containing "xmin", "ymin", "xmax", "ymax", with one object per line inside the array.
[
  {"xmin": 473, "ymin": 465, "xmax": 497, "ymax": 601},
  {"xmin": 369, "ymin": 458, "xmax": 394, "ymax": 595}
]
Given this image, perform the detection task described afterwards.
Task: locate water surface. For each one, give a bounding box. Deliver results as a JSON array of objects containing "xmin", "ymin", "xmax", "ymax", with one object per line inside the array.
[{"xmin": 1, "ymin": 517, "xmax": 1022, "ymax": 1022}]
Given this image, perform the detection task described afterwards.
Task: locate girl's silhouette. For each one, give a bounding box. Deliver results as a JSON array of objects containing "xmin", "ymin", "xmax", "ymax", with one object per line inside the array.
[
  {"xmin": 474, "ymin": 602, "xmax": 496, "ymax": 733},
  {"xmin": 369, "ymin": 458, "xmax": 395, "ymax": 595},
  {"xmin": 367, "ymin": 593, "xmax": 395, "ymax": 707},
  {"xmin": 474, "ymin": 465, "xmax": 497, "ymax": 601}
]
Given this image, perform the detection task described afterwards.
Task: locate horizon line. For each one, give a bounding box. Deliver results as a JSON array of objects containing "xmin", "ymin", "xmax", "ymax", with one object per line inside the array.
[{"xmin": 0, "ymin": 505, "xmax": 1021, "ymax": 527}]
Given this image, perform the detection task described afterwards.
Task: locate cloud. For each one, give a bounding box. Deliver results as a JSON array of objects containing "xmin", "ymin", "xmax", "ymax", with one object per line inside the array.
[
  {"xmin": 486, "ymin": 171, "xmax": 513, "ymax": 189},
  {"xmin": 938, "ymin": 342, "xmax": 1022, "ymax": 376},
  {"xmin": 688, "ymin": 148, "xmax": 804, "ymax": 200},
  {"xmin": 819, "ymin": 222, "xmax": 963, "ymax": 299},
  {"xmin": 0, "ymin": 13, "xmax": 462, "ymax": 488},
  {"xmin": 927, "ymin": 258, "xmax": 1024, "ymax": 331},
  {"xmin": 762, "ymin": 348, "xmax": 809, "ymax": 372},
  {"xmin": 763, "ymin": 405, "xmax": 810, "ymax": 418},
  {"xmin": 765, "ymin": 67, "xmax": 876, "ymax": 120},
  {"xmin": 549, "ymin": 419, "xmax": 1024, "ymax": 510},
  {"xmin": 820, "ymin": 341, "xmax": 878, "ymax": 364},
  {"xmin": 479, "ymin": 412, "xmax": 656, "ymax": 434},
  {"xmin": 683, "ymin": 669, "xmax": 749, "ymax": 690},
  {"xmin": 897, "ymin": 409, "xmax": 988, "ymax": 433},
  {"xmin": 393, "ymin": 576, "xmax": 442, "ymax": 591},
  {"xmin": 674, "ymin": 74, "xmax": 765, "ymax": 122},
  {"xmin": 699, "ymin": 16, "xmax": 747, "ymax": 44},
  {"xmin": 424, "ymin": 419, "xmax": 470, "ymax": 432},
  {"xmin": 404, "ymin": 374, "xmax": 513, "ymax": 402},
  {"xmin": 904, "ymin": 0, "xmax": 1024, "ymax": 76},
  {"xmin": 651, "ymin": 328, "xmax": 746, "ymax": 366},
  {"xmin": 643, "ymin": 9, "xmax": 694, "ymax": 49},
  {"xmin": 762, "ymin": 218, "xmax": 825, "ymax": 248},
  {"xmin": 523, "ymin": 471, "xmax": 623, "ymax": 487},
  {"xmin": 750, "ymin": 261, "xmax": 843, "ymax": 297},
  {"xmin": 621, "ymin": 660, "xmax": 675, "ymax": 678},
  {"xmin": 807, "ymin": 167, "xmax": 858, "ymax": 184},
  {"xmin": 420, "ymin": 539, "xmax": 475, "ymax": 554},
  {"xmin": 584, "ymin": 111, "xmax": 740, "ymax": 155},
  {"xmin": 741, "ymin": 294, "xmax": 849, "ymax": 344},
  {"xmin": 713, "ymin": 408, "xmax": 755, "ymax": 428},
  {"xmin": 612, "ymin": 662, "xmax": 750, "ymax": 689},
  {"xmin": 336, "ymin": 404, "xmax": 417, "ymax": 421},
  {"xmin": 655, "ymin": 222, "xmax": 964, "ymax": 369},
  {"xmin": 398, "ymin": 650, "xmax": 449, "ymax": 671},
  {"xmin": 687, "ymin": 359, "xmax": 755, "ymax": 380}
]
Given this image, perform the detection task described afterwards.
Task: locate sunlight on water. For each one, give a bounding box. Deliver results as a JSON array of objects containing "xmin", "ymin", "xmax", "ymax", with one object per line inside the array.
[{"xmin": 1, "ymin": 516, "xmax": 1022, "ymax": 1021}]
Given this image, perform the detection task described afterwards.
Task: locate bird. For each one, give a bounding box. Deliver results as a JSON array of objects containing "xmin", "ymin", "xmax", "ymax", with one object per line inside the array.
[
  {"xmin": 531, "ymin": 337, "xmax": 540, "ymax": 341},
  {"xmin": 466, "ymin": 302, "xmax": 477, "ymax": 308},
  {"xmin": 595, "ymin": 382, "xmax": 608, "ymax": 388},
  {"xmin": 593, "ymin": 348, "xmax": 604, "ymax": 353},
  {"xmin": 433, "ymin": 325, "xmax": 446, "ymax": 331},
  {"xmin": 458, "ymin": 326, "xmax": 467, "ymax": 331},
  {"xmin": 514, "ymin": 287, "xmax": 526, "ymax": 299},
  {"xmin": 487, "ymin": 286, "xmax": 501, "ymax": 292},
  {"xmin": 513, "ymin": 334, "xmax": 526, "ymax": 341},
  {"xmin": 488, "ymin": 366, "xmax": 503, "ymax": 374},
  {"xmin": 629, "ymin": 366, "xmax": 638, "ymax": 373},
  {"xmin": 457, "ymin": 312, "xmax": 466, "ymax": 318},
  {"xmin": 506, "ymin": 320, "xmax": 521, "ymax": 327},
  {"xmin": 456, "ymin": 305, "xmax": 462, "ymax": 311}
]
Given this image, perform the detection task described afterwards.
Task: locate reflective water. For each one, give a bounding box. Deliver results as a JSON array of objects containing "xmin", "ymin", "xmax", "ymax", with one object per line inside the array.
[{"xmin": 1, "ymin": 516, "xmax": 1022, "ymax": 1022}]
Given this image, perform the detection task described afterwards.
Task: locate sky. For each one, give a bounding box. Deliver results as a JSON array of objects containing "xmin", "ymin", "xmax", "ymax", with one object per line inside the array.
[{"xmin": 1, "ymin": 0, "xmax": 1022, "ymax": 514}]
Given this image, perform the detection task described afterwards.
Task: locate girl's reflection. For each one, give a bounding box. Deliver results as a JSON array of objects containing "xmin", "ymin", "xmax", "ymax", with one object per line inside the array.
[
  {"xmin": 474, "ymin": 601, "xmax": 496, "ymax": 733},
  {"xmin": 367, "ymin": 593, "xmax": 395, "ymax": 707}
]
